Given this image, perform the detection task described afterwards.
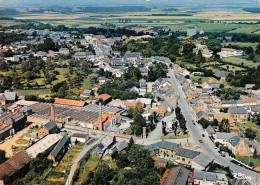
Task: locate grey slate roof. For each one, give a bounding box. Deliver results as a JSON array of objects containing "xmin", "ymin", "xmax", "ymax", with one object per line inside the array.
[
  {"xmin": 83, "ymin": 89, "xmax": 93, "ymax": 96},
  {"xmin": 196, "ymin": 111, "xmax": 207, "ymax": 118},
  {"xmin": 116, "ymin": 140, "xmax": 128, "ymax": 152},
  {"xmin": 164, "ymin": 166, "xmax": 190, "ymax": 185},
  {"xmin": 43, "ymin": 121, "xmax": 57, "ymax": 131},
  {"xmin": 175, "ymin": 148, "xmax": 199, "ymax": 159},
  {"xmin": 230, "ymin": 107, "xmax": 247, "ymax": 114},
  {"xmin": 229, "ymin": 135, "xmax": 241, "ymax": 147},
  {"xmin": 214, "ymin": 72, "xmax": 226, "ymax": 78},
  {"xmin": 50, "ymin": 135, "xmax": 69, "ymax": 158},
  {"xmin": 193, "ymin": 153, "xmax": 213, "ymax": 168},
  {"xmin": 229, "ymin": 178, "xmax": 250, "ymax": 185},
  {"xmin": 206, "ymin": 125, "xmax": 216, "ymax": 135},
  {"xmin": 4, "ymin": 90, "xmax": 16, "ymax": 101},
  {"xmin": 145, "ymin": 142, "xmax": 161, "ymax": 152},
  {"xmin": 216, "ymin": 132, "xmax": 234, "ymax": 140},
  {"xmin": 211, "ymin": 84, "xmax": 220, "ymax": 89},
  {"xmin": 251, "ymin": 106, "xmax": 260, "ymax": 113},
  {"xmin": 159, "ymin": 140, "xmax": 178, "ymax": 151},
  {"xmin": 193, "ymin": 170, "xmax": 228, "ymax": 182}
]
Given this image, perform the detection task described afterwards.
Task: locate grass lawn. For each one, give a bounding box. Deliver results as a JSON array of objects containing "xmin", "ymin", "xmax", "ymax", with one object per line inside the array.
[
  {"xmin": 222, "ymin": 57, "xmax": 259, "ymax": 68},
  {"xmin": 165, "ymin": 112, "xmax": 172, "ymax": 117},
  {"xmin": 15, "ymin": 138, "xmax": 28, "ymax": 145},
  {"xmin": 74, "ymin": 154, "xmax": 116, "ymax": 185},
  {"xmin": 237, "ymin": 121, "xmax": 260, "ymax": 129},
  {"xmin": 223, "ymin": 42, "xmax": 259, "ymax": 50},
  {"xmin": 25, "ymin": 128, "xmax": 39, "ymax": 137},
  {"xmin": 240, "ymin": 156, "xmax": 260, "ymax": 167},
  {"xmin": 220, "ymin": 65, "xmax": 244, "ymax": 72},
  {"xmin": 161, "ymin": 134, "xmax": 189, "ymax": 139},
  {"xmin": 16, "ymin": 89, "xmax": 50, "ymax": 96},
  {"xmin": 75, "ymin": 155, "xmax": 100, "ymax": 185}
]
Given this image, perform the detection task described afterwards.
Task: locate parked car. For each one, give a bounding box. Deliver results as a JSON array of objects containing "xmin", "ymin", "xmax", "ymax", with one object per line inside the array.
[
  {"xmin": 202, "ymin": 134, "xmax": 205, "ymax": 137},
  {"xmin": 199, "ymin": 140, "xmax": 203, "ymax": 143}
]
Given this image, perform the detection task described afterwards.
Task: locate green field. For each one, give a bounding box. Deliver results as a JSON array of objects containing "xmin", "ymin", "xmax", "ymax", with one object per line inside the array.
[
  {"xmin": 222, "ymin": 57, "xmax": 259, "ymax": 68},
  {"xmin": 6, "ymin": 8, "xmax": 260, "ymax": 34},
  {"xmin": 240, "ymin": 156, "xmax": 260, "ymax": 167}
]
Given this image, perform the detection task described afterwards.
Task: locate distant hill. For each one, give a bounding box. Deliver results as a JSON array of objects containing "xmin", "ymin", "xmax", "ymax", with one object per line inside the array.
[
  {"xmin": 0, "ymin": 8, "xmax": 20, "ymax": 15},
  {"xmin": 162, "ymin": 8, "xmax": 178, "ymax": 11},
  {"xmin": 243, "ymin": 8, "xmax": 260, "ymax": 13},
  {"xmin": 80, "ymin": 6, "xmax": 151, "ymax": 13}
]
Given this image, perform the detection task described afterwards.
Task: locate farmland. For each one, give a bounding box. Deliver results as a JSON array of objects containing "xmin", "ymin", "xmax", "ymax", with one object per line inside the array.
[{"xmin": 5, "ymin": 8, "xmax": 260, "ymax": 34}]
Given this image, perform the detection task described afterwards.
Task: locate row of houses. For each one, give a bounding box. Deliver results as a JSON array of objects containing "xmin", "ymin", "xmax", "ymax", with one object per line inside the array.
[{"xmin": 207, "ymin": 130, "xmax": 260, "ymax": 157}]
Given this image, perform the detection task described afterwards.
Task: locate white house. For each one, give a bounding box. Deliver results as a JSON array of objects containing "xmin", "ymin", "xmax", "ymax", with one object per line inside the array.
[
  {"xmin": 71, "ymin": 133, "xmax": 90, "ymax": 144},
  {"xmin": 193, "ymin": 170, "xmax": 228, "ymax": 185},
  {"xmin": 136, "ymin": 98, "xmax": 152, "ymax": 108},
  {"xmin": 217, "ymin": 48, "xmax": 243, "ymax": 58},
  {"xmin": 192, "ymin": 153, "xmax": 214, "ymax": 171},
  {"xmin": 214, "ymin": 132, "xmax": 234, "ymax": 146}
]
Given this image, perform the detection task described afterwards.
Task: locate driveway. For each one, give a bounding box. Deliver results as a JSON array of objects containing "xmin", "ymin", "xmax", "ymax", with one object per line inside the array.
[{"xmin": 65, "ymin": 135, "xmax": 104, "ymax": 185}]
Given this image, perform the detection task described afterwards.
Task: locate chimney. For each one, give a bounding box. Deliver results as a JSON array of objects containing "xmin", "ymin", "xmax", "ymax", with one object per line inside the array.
[
  {"xmin": 143, "ymin": 127, "xmax": 146, "ymax": 139},
  {"xmin": 99, "ymin": 102, "xmax": 103, "ymax": 131},
  {"xmin": 51, "ymin": 105, "xmax": 55, "ymax": 121}
]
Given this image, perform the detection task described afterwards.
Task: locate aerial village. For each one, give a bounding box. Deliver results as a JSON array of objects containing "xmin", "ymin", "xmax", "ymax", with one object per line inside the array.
[{"xmin": 0, "ymin": 26, "xmax": 258, "ymax": 185}]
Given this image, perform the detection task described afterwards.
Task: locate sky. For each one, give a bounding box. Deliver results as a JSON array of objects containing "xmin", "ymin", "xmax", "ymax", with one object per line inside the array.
[{"xmin": 0, "ymin": 0, "xmax": 259, "ymax": 7}]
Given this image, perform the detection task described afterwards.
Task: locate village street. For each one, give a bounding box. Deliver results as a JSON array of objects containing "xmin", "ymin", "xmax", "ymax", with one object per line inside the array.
[{"xmin": 168, "ymin": 68, "xmax": 260, "ymax": 185}]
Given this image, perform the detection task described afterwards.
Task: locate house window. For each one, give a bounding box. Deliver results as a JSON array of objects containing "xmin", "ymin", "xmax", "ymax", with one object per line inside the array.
[{"xmin": 182, "ymin": 158, "xmax": 185, "ymax": 162}]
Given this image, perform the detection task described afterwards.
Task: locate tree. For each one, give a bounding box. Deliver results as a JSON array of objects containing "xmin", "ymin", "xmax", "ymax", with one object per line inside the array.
[
  {"xmin": 198, "ymin": 118, "xmax": 211, "ymax": 129},
  {"xmin": 162, "ymin": 121, "xmax": 167, "ymax": 135},
  {"xmin": 253, "ymin": 149, "xmax": 257, "ymax": 159},
  {"xmin": 148, "ymin": 62, "xmax": 168, "ymax": 82},
  {"xmin": 89, "ymin": 163, "xmax": 113, "ymax": 185},
  {"xmin": 255, "ymin": 44, "xmax": 260, "ymax": 56},
  {"xmin": 144, "ymin": 93, "xmax": 154, "ymax": 99},
  {"xmin": 127, "ymin": 145, "xmax": 154, "ymax": 168},
  {"xmin": 130, "ymin": 113, "xmax": 146, "ymax": 136},
  {"xmin": 219, "ymin": 119, "xmax": 230, "ymax": 133},
  {"xmin": 37, "ymin": 37, "xmax": 56, "ymax": 52},
  {"xmin": 205, "ymin": 39, "xmax": 222, "ymax": 54},
  {"xmin": 245, "ymin": 128, "xmax": 257, "ymax": 139},
  {"xmin": 235, "ymin": 152, "xmax": 240, "ymax": 160},
  {"xmin": 172, "ymin": 121, "xmax": 178, "ymax": 136},
  {"xmin": 51, "ymin": 81, "xmax": 69, "ymax": 98},
  {"xmin": 128, "ymin": 137, "xmax": 135, "ymax": 150}
]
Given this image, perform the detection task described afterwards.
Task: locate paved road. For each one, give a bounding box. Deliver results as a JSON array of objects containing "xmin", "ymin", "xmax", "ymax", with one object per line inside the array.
[
  {"xmin": 65, "ymin": 135, "xmax": 105, "ymax": 185},
  {"xmin": 168, "ymin": 69, "xmax": 260, "ymax": 184}
]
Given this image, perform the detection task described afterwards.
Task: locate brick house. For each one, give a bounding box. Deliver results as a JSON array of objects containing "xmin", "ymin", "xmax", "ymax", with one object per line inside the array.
[
  {"xmin": 174, "ymin": 148, "xmax": 199, "ymax": 166},
  {"xmin": 229, "ymin": 107, "xmax": 248, "ymax": 122},
  {"xmin": 227, "ymin": 136, "xmax": 249, "ymax": 157},
  {"xmin": 38, "ymin": 121, "xmax": 58, "ymax": 139},
  {"xmin": 159, "ymin": 140, "xmax": 179, "ymax": 159}
]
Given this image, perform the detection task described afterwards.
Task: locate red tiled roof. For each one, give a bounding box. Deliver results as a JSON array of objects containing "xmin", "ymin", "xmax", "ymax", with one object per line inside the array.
[
  {"xmin": 160, "ymin": 169, "xmax": 171, "ymax": 185},
  {"xmin": 0, "ymin": 150, "xmax": 31, "ymax": 179},
  {"xmin": 55, "ymin": 98, "xmax": 86, "ymax": 107},
  {"xmin": 75, "ymin": 90, "xmax": 83, "ymax": 94},
  {"xmin": 95, "ymin": 94, "xmax": 112, "ymax": 102}
]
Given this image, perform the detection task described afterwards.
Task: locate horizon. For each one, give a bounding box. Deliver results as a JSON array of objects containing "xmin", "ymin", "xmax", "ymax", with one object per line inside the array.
[{"xmin": 0, "ymin": 0, "xmax": 259, "ymax": 8}]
